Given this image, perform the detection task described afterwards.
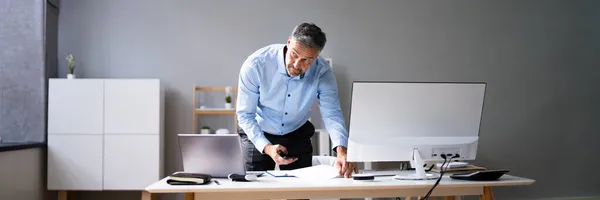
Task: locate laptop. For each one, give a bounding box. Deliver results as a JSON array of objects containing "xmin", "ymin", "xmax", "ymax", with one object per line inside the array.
[{"xmin": 177, "ymin": 134, "xmax": 263, "ymax": 178}]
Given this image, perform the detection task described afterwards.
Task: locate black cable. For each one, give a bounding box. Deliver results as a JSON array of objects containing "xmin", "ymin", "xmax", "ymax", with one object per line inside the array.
[
  {"xmin": 406, "ymin": 163, "xmax": 435, "ymax": 172},
  {"xmin": 420, "ymin": 154, "xmax": 461, "ymax": 200},
  {"xmin": 420, "ymin": 155, "xmax": 448, "ymax": 200},
  {"xmin": 425, "ymin": 164, "xmax": 435, "ymax": 172}
]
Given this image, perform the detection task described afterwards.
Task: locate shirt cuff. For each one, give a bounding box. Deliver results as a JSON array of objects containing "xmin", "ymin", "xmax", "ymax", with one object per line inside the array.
[
  {"xmin": 331, "ymin": 138, "xmax": 348, "ymax": 153},
  {"xmin": 252, "ymin": 136, "xmax": 272, "ymax": 154}
]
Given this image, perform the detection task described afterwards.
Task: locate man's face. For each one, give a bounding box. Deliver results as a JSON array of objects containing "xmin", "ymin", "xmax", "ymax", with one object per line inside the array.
[{"xmin": 285, "ymin": 38, "xmax": 320, "ymax": 77}]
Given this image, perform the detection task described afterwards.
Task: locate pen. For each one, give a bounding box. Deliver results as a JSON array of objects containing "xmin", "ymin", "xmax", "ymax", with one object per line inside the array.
[{"xmin": 214, "ymin": 180, "xmax": 220, "ymax": 185}]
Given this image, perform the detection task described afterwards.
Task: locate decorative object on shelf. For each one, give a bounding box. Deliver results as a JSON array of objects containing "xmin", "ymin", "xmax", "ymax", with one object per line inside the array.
[
  {"xmin": 215, "ymin": 128, "xmax": 230, "ymax": 134},
  {"xmin": 224, "ymin": 86, "xmax": 233, "ymax": 109},
  {"xmin": 225, "ymin": 96, "xmax": 232, "ymax": 109},
  {"xmin": 193, "ymin": 85, "xmax": 238, "ymax": 134},
  {"xmin": 66, "ymin": 54, "xmax": 76, "ymax": 79},
  {"xmin": 200, "ymin": 126, "xmax": 210, "ymax": 134}
]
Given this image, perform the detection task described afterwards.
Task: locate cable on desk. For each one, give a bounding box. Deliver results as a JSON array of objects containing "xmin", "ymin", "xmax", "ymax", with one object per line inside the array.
[
  {"xmin": 419, "ymin": 154, "xmax": 460, "ymax": 200},
  {"xmin": 405, "ymin": 163, "xmax": 435, "ymax": 172}
]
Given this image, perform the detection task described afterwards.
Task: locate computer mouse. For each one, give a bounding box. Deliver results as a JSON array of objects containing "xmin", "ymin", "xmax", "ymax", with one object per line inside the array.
[
  {"xmin": 352, "ymin": 174, "xmax": 375, "ymax": 182},
  {"xmin": 228, "ymin": 173, "xmax": 258, "ymax": 182}
]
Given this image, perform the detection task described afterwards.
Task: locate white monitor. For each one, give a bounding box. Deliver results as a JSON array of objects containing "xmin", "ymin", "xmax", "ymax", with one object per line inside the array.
[{"xmin": 346, "ymin": 81, "xmax": 486, "ymax": 180}]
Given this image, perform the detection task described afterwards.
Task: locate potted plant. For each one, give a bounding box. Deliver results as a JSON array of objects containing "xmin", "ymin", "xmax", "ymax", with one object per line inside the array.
[
  {"xmin": 200, "ymin": 126, "xmax": 210, "ymax": 134},
  {"xmin": 66, "ymin": 54, "xmax": 76, "ymax": 79},
  {"xmin": 225, "ymin": 95, "xmax": 232, "ymax": 109},
  {"xmin": 224, "ymin": 86, "xmax": 233, "ymax": 109}
]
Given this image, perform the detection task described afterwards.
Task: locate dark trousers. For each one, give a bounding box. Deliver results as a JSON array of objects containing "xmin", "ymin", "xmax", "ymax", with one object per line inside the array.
[{"xmin": 238, "ymin": 121, "xmax": 315, "ymax": 171}]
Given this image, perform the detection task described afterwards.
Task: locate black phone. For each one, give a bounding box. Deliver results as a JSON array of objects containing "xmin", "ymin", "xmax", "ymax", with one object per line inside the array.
[{"xmin": 278, "ymin": 151, "xmax": 298, "ymax": 159}]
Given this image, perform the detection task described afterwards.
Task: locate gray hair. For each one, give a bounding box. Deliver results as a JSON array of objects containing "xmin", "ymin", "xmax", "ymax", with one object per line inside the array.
[{"xmin": 291, "ymin": 23, "xmax": 327, "ymax": 51}]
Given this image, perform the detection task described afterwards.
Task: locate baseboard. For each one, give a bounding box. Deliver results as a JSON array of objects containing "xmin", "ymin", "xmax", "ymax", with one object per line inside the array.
[
  {"xmin": 451, "ymin": 196, "xmax": 600, "ymax": 200},
  {"xmin": 486, "ymin": 196, "xmax": 600, "ymax": 200},
  {"xmin": 546, "ymin": 197, "xmax": 600, "ymax": 200}
]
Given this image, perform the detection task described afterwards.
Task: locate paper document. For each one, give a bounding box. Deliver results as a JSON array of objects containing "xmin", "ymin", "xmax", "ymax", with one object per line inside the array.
[
  {"xmin": 287, "ymin": 165, "xmax": 342, "ymax": 180},
  {"xmin": 265, "ymin": 170, "xmax": 294, "ymax": 177}
]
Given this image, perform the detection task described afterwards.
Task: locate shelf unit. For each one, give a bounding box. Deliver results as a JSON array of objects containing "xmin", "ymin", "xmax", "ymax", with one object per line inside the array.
[{"xmin": 193, "ymin": 85, "xmax": 238, "ymax": 133}]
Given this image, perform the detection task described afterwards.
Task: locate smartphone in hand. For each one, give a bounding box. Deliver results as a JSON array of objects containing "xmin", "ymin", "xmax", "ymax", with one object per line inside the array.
[{"xmin": 278, "ymin": 151, "xmax": 298, "ymax": 159}]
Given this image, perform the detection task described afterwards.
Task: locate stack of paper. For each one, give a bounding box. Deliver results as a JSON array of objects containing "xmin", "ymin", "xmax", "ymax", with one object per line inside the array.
[{"xmin": 268, "ymin": 165, "xmax": 342, "ymax": 180}]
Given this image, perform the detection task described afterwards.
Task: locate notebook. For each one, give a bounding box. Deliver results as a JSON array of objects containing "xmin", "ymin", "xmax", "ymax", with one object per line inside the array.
[{"xmin": 166, "ymin": 172, "xmax": 212, "ymax": 185}]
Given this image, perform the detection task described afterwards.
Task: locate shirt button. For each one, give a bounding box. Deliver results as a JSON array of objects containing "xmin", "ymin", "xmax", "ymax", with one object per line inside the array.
[
  {"xmin": 281, "ymin": 123, "xmax": 284, "ymax": 126},
  {"xmin": 287, "ymin": 94, "xmax": 291, "ymax": 97},
  {"xmin": 285, "ymin": 112, "xmax": 288, "ymax": 115}
]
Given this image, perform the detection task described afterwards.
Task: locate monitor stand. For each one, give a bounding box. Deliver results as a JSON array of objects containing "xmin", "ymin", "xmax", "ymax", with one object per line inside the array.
[{"xmin": 393, "ymin": 148, "xmax": 439, "ymax": 180}]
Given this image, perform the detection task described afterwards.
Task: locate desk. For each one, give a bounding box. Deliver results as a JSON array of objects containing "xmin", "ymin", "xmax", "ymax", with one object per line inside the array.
[{"xmin": 143, "ymin": 171, "xmax": 534, "ymax": 200}]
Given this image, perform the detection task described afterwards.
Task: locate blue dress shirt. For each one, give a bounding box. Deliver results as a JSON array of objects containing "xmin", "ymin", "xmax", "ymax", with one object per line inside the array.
[{"xmin": 236, "ymin": 44, "xmax": 348, "ymax": 154}]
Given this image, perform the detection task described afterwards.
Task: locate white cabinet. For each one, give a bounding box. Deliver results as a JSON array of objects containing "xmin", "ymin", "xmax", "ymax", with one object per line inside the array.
[
  {"xmin": 47, "ymin": 79, "xmax": 164, "ymax": 191},
  {"xmin": 103, "ymin": 134, "xmax": 160, "ymax": 190},
  {"xmin": 47, "ymin": 135, "xmax": 104, "ymax": 190},
  {"xmin": 104, "ymin": 79, "xmax": 161, "ymax": 134},
  {"xmin": 47, "ymin": 79, "xmax": 104, "ymax": 135}
]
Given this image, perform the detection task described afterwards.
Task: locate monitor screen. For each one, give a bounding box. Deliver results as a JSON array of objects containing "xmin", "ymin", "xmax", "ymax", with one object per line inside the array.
[
  {"xmin": 347, "ymin": 81, "xmax": 486, "ymax": 162},
  {"xmin": 348, "ymin": 81, "xmax": 486, "ymax": 139}
]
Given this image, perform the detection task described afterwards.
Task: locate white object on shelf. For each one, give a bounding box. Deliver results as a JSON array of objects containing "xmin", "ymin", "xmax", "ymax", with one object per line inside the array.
[
  {"xmin": 47, "ymin": 78, "xmax": 164, "ymax": 191},
  {"xmin": 200, "ymin": 129, "xmax": 210, "ymax": 134},
  {"xmin": 215, "ymin": 128, "xmax": 230, "ymax": 134},
  {"xmin": 315, "ymin": 129, "xmax": 331, "ymax": 156},
  {"xmin": 67, "ymin": 74, "xmax": 75, "ymax": 79},
  {"xmin": 225, "ymin": 103, "xmax": 232, "ymax": 109},
  {"xmin": 225, "ymin": 86, "xmax": 232, "ymax": 95}
]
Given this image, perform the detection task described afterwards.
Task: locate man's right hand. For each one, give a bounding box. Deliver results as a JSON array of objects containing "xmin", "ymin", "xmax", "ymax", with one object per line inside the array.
[{"xmin": 264, "ymin": 144, "xmax": 298, "ymax": 165}]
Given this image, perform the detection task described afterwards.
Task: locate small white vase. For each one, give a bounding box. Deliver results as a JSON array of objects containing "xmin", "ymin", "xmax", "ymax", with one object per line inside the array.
[
  {"xmin": 67, "ymin": 74, "xmax": 76, "ymax": 79},
  {"xmin": 200, "ymin": 129, "xmax": 210, "ymax": 134},
  {"xmin": 225, "ymin": 103, "xmax": 232, "ymax": 109}
]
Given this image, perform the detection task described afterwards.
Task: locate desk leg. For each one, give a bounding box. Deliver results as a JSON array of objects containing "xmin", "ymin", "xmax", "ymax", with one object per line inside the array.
[
  {"xmin": 58, "ymin": 191, "xmax": 67, "ymax": 200},
  {"xmin": 184, "ymin": 193, "xmax": 194, "ymax": 200},
  {"xmin": 141, "ymin": 191, "xmax": 152, "ymax": 200},
  {"xmin": 479, "ymin": 186, "xmax": 494, "ymax": 200}
]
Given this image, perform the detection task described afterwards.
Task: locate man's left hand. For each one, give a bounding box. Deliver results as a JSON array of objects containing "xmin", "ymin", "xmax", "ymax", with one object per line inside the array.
[{"xmin": 334, "ymin": 146, "xmax": 359, "ymax": 178}]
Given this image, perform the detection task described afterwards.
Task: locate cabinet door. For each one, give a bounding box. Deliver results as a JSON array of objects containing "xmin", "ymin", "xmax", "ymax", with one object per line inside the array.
[
  {"xmin": 104, "ymin": 79, "xmax": 160, "ymax": 134},
  {"xmin": 47, "ymin": 134, "xmax": 103, "ymax": 190},
  {"xmin": 48, "ymin": 79, "xmax": 104, "ymax": 135},
  {"xmin": 103, "ymin": 134, "xmax": 160, "ymax": 190}
]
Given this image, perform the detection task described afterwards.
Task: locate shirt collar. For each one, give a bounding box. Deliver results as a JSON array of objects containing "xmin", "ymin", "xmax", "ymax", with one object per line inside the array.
[
  {"xmin": 278, "ymin": 45, "xmax": 305, "ymax": 79},
  {"xmin": 277, "ymin": 45, "xmax": 288, "ymax": 75}
]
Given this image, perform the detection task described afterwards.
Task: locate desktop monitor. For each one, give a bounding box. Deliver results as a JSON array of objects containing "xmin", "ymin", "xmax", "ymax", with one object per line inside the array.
[{"xmin": 346, "ymin": 81, "xmax": 486, "ymax": 180}]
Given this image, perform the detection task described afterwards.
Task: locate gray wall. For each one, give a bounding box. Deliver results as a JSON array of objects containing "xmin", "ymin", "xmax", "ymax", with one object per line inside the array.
[
  {"xmin": 57, "ymin": 0, "xmax": 600, "ymax": 200},
  {"xmin": 0, "ymin": 0, "xmax": 47, "ymax": 143},
  {"xmin": 0, "ymin": 148, "xmax": 46, "ymax": 200}
]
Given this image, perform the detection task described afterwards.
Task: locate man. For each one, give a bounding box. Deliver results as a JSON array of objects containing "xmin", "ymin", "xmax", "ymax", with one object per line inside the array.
[{"xmin": 236, "ymin": 23, "xmax": 358, "ymax": 178}]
